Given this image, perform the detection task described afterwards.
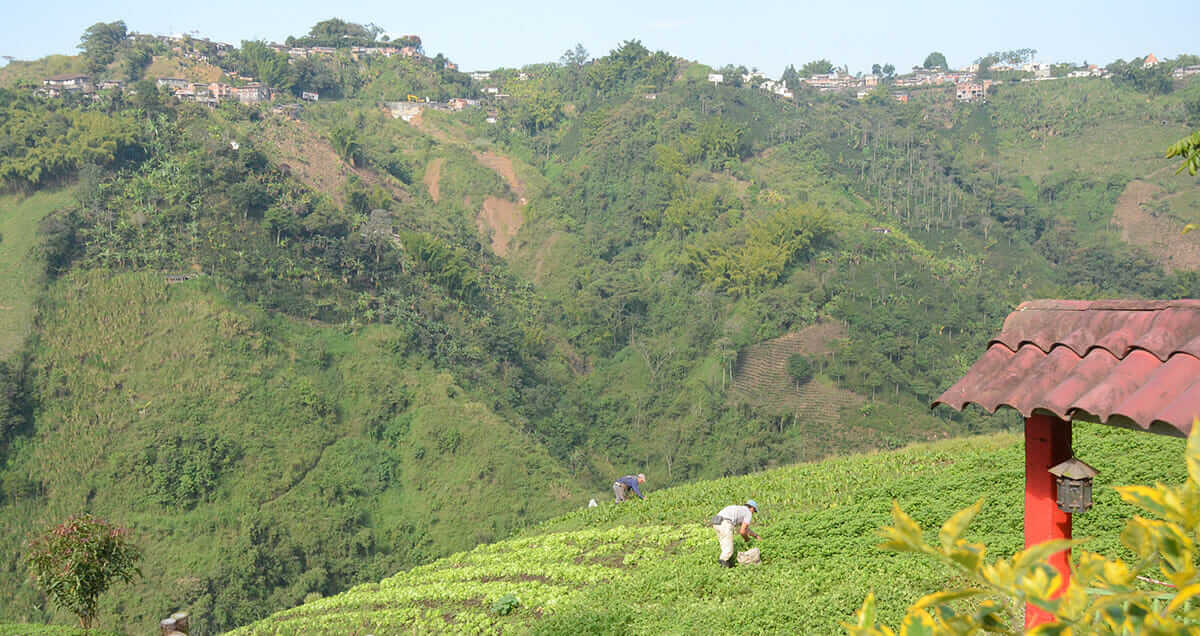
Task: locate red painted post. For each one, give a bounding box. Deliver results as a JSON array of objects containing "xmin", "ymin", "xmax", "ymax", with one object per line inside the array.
[{"xmin": 1024, "ymin": 413, "xmax": 1073, "ymax": 629}]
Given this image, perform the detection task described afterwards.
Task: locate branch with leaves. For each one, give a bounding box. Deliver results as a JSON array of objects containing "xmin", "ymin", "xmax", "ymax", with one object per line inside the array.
[{"xmin": 847, "ymin": 420, "xmax": 1200, "ymax": 635}]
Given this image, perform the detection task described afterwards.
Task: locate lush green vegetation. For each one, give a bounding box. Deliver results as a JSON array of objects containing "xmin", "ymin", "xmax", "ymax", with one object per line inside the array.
[
  {"xmin": 852, "ymin": 425, "xmax": 1200, "ymax": 634},
  {"xmin": 26, "ymin": 514, "xmax": 141, "ymax": 629},
  {"xmin": 0, "ymin": 25, "xmax": 1197, "ymax": 633},
  {"xmin": 0, "ymin": 188, "xmax": 73, "ymax": 357},
  {"xmin": 233, "ymin": 425, "xmax": 1185, "ymax": 634},
  {"xmin": 0, "ymin": 271, "xmax": 581, "ymax": 633}
]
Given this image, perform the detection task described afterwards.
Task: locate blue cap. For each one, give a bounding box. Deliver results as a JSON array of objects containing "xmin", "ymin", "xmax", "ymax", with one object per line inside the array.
[{"xmin": 746, "ymin": 499, "xmax": 759, "ymax": 511}]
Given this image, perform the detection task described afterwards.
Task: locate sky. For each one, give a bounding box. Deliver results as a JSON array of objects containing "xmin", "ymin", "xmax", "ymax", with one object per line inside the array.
[{"xmin": 1, "ymin": 0, "xmax": 1198, "ymax": 77}]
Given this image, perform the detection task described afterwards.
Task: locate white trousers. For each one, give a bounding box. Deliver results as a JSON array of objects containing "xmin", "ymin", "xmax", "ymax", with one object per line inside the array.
[{"xmin": 714, "ymin": 520, "xmax": 736, "ymax": 561}]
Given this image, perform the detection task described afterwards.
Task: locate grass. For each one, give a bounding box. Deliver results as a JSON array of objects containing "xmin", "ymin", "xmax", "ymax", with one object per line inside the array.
[
  {"xmin": 0, "ymin": 188, "xmax": 72, "ymax": 358},
  {"xmin": 0, "ymin": 271, "xmax": 583, "ymax": 634},
  {"xmin": 230, "ymin": 423, "xmax": 1185, "ymax": 635},
  {"xmin": 0, "ymin": 56, "xmax": 86, "ymax": 88},
  {"xmin": 997, "ymin": 120, "xmax": 1191, "ymax": 182}
]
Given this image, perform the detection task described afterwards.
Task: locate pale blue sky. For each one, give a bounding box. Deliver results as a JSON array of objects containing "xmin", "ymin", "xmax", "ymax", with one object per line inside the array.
[{"xmin": 2, "ymin": 0, "xmax": 1197, "ymax": 77}]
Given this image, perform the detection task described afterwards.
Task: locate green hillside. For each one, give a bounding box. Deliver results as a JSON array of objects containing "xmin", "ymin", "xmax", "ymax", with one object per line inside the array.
[
  {"xmin": 231, "ymin": 424, "xmax": 1185, "ymax": 635},
  {"xmin": 0, "ymin": 271, "xmax": 581, "ymax": 633},
  {"xmin": 0, "ymin": 22, "xmax": 1198, "ymax": 633},
  {"xmin": 0, "ymin": 189, "xmax": 71, "ymax": 357}
]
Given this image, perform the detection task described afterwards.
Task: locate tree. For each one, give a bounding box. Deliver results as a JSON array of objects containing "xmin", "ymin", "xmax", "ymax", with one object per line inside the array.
[
  {"xmin": 871, "ymin": 63, "xmax": 882, "ymax": 76},
  {"xmin": 26, "ymin": 514, "xmax": 141, "ymax": 629},
  {"xmin": 79, "ymin": 21, "xmax": 127, "ymax": 75},
  {"xmin": 882, "ymin": 64, "xmax": 896, "ymax": 78},
  {"xmin": 238, "ymin": 41, "xmax": 295, "ymax": 93},
  {"xmin": 781, "ymin": 65, "xmax": 800, "ymax": 90},
  {"xmin": 800, "ymin": 59, "xmax": 835, "ymax": 77},
  {"xmin": 560, "ymin": 43, "xmax": 588, "ymax": 68},
  {"xmin": 922, "ymin": 51, "xmax": 948, "ymax": 69},
  {"xmin": 786, "ymin": 354, "xmax": 815, "ymax": 385}
]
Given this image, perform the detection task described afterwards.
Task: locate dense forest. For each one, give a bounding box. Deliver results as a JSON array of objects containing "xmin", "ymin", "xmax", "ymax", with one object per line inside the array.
[{"xmin": 0, "ymin": 18, "xmax": 1198, "ymax": 633}]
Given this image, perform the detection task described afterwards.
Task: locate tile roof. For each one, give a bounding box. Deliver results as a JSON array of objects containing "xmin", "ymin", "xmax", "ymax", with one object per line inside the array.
[{"xmin": 933, "ymin": 300, "xmax": 1200, "ymax": 437}]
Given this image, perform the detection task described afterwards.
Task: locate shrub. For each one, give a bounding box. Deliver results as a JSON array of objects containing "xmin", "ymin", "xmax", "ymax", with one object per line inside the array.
[
  {"xmin": 25, "ymin": 514, "xmax": 141, "ymax": 629},
  {"xmin": 492, "ymin": 593, "xmax": 520, "ymax": 616},
  {"xmin": 786, "ymin": 354, "xmax": 815, "ymax": 385}
]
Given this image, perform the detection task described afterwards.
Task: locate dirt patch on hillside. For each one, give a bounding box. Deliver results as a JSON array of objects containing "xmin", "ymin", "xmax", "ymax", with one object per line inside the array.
[
  {"xmin": 424, "ymin": 158, "xmax": 444, "ymax": 202},
  {"xmin": 1112, "ymin": 180, "xmax": 1200, "ymax": 272},
  {"xmin": 408, "ymin": 110, "xmax": 529, "ymax": 256},
  {"xmin": 475, "ymin": 152, "xmax": 527, "ymax": 202},
  {"xmin": 477, "ymin": 197, "xmax": 524, "ymax": 257},
  {"xmin": 258, "ymin": 118, "xmax": 405, "ymax": 208}
]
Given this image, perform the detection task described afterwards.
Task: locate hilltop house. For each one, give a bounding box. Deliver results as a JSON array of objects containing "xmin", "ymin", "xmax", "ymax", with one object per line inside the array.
[
  {"xmin": 955, "ymin": 81, "xmax": 992, "ymax": 102},
  {"xmin": 236, "ymin": 83, "xmax": 269, "ymax": 104},
  {"xmin": 157, "ymin": 77, "xmax": 189, "ymax": 91},
  {"xmin": 1143, "ymin": 53, "xmax": 1159, "ymax": 68},
  {"xmin": 707, "ymin": 73, "xmax": 723, "ymax": 84},
  {"xmin": 42, "ymin": 74, "xmax": 92, "ymax": 95},
  {"xmin": 1173, "ymin": 65, "xmax": 1200, "ymax": 79}
]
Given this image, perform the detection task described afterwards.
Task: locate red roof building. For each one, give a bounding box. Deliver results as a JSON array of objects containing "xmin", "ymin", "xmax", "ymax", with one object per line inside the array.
[{"xmin": 934, "ymin": 299, "xmax": 1200, "ymax": 628}]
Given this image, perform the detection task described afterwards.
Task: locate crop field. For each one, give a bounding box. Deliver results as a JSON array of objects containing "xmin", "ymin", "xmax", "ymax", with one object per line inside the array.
[{"xmin": 232, "ymin": 424, "xmax": 1185, "ymax": 635}]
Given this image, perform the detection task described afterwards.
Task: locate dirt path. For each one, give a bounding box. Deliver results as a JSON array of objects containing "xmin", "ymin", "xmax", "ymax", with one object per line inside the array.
[
  {"xmin": 1112, "ymin": 180, "xmax": 1200, "ymax": 272},
  {"xmin": 424, "ymin": 158, "xmax": 444, "ymax": 203}
]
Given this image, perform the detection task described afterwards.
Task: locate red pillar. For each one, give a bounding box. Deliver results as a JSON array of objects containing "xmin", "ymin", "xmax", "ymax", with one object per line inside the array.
[{"xmin": 1024, "ymin": 413, "xmax": 1073, "ymax": 629}]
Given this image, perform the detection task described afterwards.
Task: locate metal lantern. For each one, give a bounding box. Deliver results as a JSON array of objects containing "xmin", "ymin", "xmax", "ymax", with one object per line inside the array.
[{"xmin": 1048, "ymin": 457, "xmax": 1099, "ymax": 514}]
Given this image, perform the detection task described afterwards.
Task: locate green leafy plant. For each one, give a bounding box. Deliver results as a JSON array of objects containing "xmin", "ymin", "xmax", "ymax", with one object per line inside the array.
[
  {"xmin": 847, "ymin": 422, "xmax": 1200, "ymax": 635},
  {"xmin": 492, "ymin": 593, "xmax": 521, "ymax": 616},
  {"xmin": 1167, "ymin": 130, "xmax": 1200, "ymax": 177},
  {"xmin": 26, "ymin": 514, "xmax": 141, "ymax": 629}
]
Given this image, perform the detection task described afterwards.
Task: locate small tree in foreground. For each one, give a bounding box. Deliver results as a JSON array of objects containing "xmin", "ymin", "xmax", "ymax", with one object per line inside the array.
[
  {"xmin": 846, "ymin": 421, "xmax": 1200, "ymax": 635},
  {"xmin": 27, "ymin": 514, "xmax": 142, "ymax": 629}
]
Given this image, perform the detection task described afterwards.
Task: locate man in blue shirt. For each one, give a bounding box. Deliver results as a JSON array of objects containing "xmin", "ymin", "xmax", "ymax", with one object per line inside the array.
[
  {"xmin": 612, "ymin": 473, "xmax": 646, "ymax": 502},
  {"xmin": 712, "ymin": 500, "xmax": 760, "ymax": 567}
]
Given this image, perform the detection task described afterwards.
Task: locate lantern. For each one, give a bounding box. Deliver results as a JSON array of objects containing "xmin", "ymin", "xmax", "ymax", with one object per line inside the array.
[{"xmin": 1048, "ymin": 457, "xmax": 1099, "ymax": 514}]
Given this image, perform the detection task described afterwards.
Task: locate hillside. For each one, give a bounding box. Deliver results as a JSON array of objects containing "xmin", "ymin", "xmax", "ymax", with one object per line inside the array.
[
  {"xmin": 230, "ymin": 424, "xmax": 1186, "ymax": 635},
  {"xmin": 0, "ymin": 190, "xmax": 72, "ymax": 357},
  {"xmin": 0, "ymin": 29, "xmax": 1199, "ymax": 633},
  {"xmin": 0, "ymin": 271, "xmax": 582, "ymax": 634}
]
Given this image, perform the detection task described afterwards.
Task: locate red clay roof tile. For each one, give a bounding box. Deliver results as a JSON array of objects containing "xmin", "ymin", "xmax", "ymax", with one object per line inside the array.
[{"xmin": 934, "ymin": 300, "xmax": 1200, "ymax": 436}]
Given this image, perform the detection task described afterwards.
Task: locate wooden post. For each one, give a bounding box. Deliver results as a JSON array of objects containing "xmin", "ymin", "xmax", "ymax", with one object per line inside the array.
[{"xmin": 1024, "ymin": 414, "xmax": 1073, "ymax": 629}]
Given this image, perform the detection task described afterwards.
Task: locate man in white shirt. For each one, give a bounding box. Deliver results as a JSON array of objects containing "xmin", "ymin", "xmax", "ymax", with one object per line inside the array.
[{"xmin": 711, "ymin": 499, "xmax": 760, "ymax": 567}]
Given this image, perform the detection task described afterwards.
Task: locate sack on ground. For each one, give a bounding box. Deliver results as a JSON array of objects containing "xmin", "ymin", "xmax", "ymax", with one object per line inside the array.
[{"xmin": 737, "ymin": 547, "xmax": 761, "ymax": 564}]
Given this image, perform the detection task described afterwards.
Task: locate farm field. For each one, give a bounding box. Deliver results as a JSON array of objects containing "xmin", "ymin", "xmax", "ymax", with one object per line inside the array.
[{"xmin": 232, "ymin": 424, "xmax": 1186, "ymax": 635}]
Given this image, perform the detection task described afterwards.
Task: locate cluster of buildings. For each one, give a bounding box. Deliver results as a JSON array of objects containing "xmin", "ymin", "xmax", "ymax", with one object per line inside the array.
[
  {"xmin": 264, "ymin": 41, "xmax": 456, "ymax": 69},
  {"xmin": 37, "ymin": 73, "xmax": 288, "ymax": 105},
  {"xmin": 384, "ymin": 97, "xmax": 494, "ymax": 123},
  {"xmin": 703, "ymin": 58, "xmax": 1143, "ymax": 105}
]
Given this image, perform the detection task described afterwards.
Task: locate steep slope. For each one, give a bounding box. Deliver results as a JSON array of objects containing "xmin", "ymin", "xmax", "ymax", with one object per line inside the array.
[
  {"xmin": 0, "ymin": 271, "xmax": 582, "ymax": 634},
  {"xmin": 0, "ymin": 189, "xmax": 71, "ymax": 357},
  {"xmin": 231, "ymin": 424, "xmax": 1185, "ymax": 635}
]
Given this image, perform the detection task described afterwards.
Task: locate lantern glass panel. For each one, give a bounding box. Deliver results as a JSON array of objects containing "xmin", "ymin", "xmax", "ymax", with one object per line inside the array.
[{"xmin": 1055, "ymin": 476, "xmax": 1093, "ymax": 514}]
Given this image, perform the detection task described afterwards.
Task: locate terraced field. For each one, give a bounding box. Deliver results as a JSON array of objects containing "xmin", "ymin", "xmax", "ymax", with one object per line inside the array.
[{"xmin": 229, "ymin": 424, "xmax": 1187, "ymax": 635}]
